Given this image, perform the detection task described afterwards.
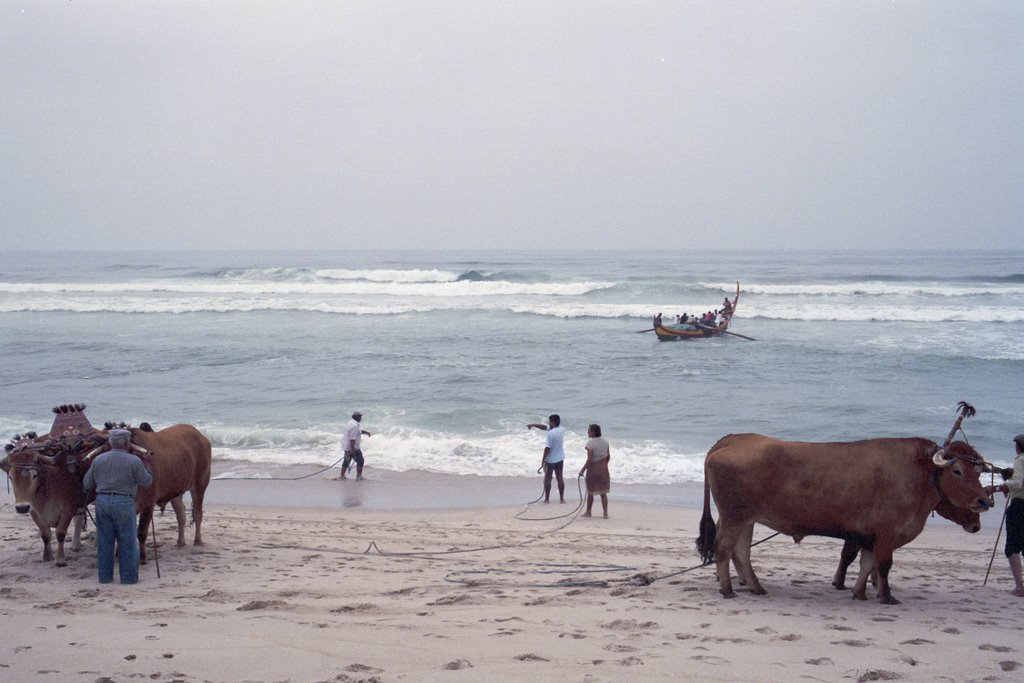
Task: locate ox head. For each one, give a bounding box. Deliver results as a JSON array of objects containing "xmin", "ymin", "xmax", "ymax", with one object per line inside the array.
[
  {"xmin": 931, "ymin": 441, "xmax": 993, "ymax": 513},
  {"xmin": 935, "ymin": 496, "xmax": 982, "ymax": 534},
  {"xmin": 3, "ymin": 433, "xmax": 50, "ymax": 514}
]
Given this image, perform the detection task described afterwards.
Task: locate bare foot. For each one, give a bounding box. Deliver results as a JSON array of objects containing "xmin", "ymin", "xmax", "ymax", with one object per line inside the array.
[
  {"xmin": 1012, "ymin": 587, "xmax": 1024, "ymax": 597},
  {"xmin": 581, "ymin": 512, "xmax": 591, "ymax": 518},
  {"xmin": 603, "ymin": 514, "xmax": 609, "ymax": 519},
  {"xmin": 338, "ymin": 475, "xmax": 347, "ymax": 480},
  {"xmin": 560, "ymin": 499, "xmax": 566, "ymax": 504},
  {"xmin": 357, "ymin": 475, "xmax": 364, "ymax": 481}
]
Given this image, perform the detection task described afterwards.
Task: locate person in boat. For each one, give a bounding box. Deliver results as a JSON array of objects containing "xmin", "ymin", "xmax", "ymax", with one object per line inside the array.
[
  {"xmin": 653, "ymin": 312, "xmax": 663, "ymax": 328},
  {"xmin": 679, "ymin": 313, "xmax": 689, "ymax": 325},
  {"xmin": 722, "ymin": 297, "xmax": 732, "ymax": 315}
]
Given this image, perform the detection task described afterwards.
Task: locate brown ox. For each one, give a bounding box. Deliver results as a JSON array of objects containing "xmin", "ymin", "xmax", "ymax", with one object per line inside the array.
[
  {"xmin": 2, "ymin": 438, "xmax": 88, "ymax": 566},
  {"xmin": 128, "ymin": 424, "xmax": 211, "ymax": 564},
  {"xmin": 696, "ymin": 435, "xmax": 992, "ymax": 604}
]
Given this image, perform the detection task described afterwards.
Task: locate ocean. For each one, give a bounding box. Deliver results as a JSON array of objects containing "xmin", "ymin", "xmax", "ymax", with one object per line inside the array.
[{"xmin": 1, "ymin": 249, "xmax": 1021, "ymax": 484}]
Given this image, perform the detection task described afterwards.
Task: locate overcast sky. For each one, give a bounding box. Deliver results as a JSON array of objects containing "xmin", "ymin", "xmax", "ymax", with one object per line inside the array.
[{"xmin": 1, "ymin": 2, "xmax": 1021, "ymax": 251}]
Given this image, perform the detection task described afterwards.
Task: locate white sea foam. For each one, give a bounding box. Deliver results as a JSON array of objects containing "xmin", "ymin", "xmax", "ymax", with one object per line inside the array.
[
  {"xmin": 201, "ymin": 423, "xmax": 706, "ymax": 485},
  {"xmin": 716, "ymin": 281, "xmax": 1024, "ymax": 298},
  {"xmin": 0, "ymin": 279, "xmax": 613, "ymax": 298},
  {"xmin": 313, "ymin": 268, "xmax": 462, "ymax": 282},
  {"xmin": 3, "ymin": 294, "xmax": 1022, "ymax": 324}
]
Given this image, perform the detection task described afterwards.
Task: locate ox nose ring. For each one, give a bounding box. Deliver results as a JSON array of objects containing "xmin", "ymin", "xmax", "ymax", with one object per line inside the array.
[{"xmin": 15, "ymin": 504, "xmax": 30, "ymax": 514}]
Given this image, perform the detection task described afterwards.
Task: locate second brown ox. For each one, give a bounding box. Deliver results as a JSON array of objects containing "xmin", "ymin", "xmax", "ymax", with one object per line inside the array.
[
  {"xmin": 697, "ymin": 435, "xmax": 992, "ymax": 604},
  {"xmin": 84, "ymin": 423, "xmax": 211, "ymax": 564}
]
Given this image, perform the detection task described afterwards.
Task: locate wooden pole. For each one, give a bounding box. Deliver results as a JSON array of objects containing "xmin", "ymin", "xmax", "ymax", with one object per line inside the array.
[
  {"xmin": 984, "ymin": 496, "xmax": 1009, "ymax": 586},
  {"xmin": 151, "ymin": 515, "xmax": 161, "ymax": 579}
]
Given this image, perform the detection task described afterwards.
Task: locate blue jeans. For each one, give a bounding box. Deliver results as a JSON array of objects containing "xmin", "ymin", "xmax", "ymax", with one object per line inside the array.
[{"xmin": 95, "ymin": 495, "xmax": 139, "ymax": 584}]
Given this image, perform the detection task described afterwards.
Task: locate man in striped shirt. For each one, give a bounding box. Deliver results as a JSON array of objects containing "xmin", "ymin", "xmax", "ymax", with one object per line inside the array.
[{"xmin": 84, "ymin": 429, "xmax": 153, "ymax": 584}]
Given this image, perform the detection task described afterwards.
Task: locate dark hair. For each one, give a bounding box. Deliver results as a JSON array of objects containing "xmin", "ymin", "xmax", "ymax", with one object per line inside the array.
[
  {"xmin": 589, "ymin": 423, "xmax": 601, "ymax": 437},
  {"xmin": 1015, "ymin": 434, "xmax": 1024, "ymax": 452},
  {"xmin": 548, "ymin": 414, "xmax": 560, "ymax": 426}
]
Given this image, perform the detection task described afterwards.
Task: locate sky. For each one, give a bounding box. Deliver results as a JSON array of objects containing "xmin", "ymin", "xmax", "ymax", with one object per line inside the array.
[{"xmin": 1, "ymin": 1, "xmax": 1021, "ymax": 251}]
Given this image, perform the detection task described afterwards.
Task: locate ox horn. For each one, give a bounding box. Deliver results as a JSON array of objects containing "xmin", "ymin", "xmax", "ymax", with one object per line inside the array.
[
  {"xmin": 130, "ymin": 444, "xmax": 151, "ymax": 457},
  {"xmin": 36, "ymin": 452, "xmax": 64, "ymax": 467},
  {"xmin": 932, "ymin": 448, "xmax": 953, "ymax": 467},
  {"xmin": 943, "ymin": 400, "xmax": 976, "ymax": 448},
  {"xmin": 82, "ymin": 443, "xmax": 109, "ymax": 461}
]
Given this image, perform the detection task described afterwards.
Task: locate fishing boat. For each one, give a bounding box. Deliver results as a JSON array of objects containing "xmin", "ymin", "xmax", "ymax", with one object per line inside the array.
[{"xmin": 653, "ymin": 282, "xmax": 741, "ymax": 341}]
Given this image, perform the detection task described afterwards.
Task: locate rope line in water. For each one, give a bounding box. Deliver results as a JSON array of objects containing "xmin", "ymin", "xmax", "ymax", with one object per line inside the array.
[{"xmin": 211, "ymin": 455, "xmax": 346, "ymax": 481}]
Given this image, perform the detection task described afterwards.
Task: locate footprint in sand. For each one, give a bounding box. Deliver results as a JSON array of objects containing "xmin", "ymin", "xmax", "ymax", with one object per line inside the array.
[
  {"xmin": 999, "ymin": 661, "xmax": 1021, "ymax": 671},
  {"xmin": 443, "ymin": 659, "xmax": 472, "ymax": 670},
  {"xmin": 805, "ymin": 657, "xmax": 833, "ymax": 665},
  {"xmin": 345, "ymin": 663, "xmax": 383, "ymax": 673},
  {"xmin": 600, "ymin": 619, "xmax": 659, "ymax": 632},
  {"xmin": 979, "ymin": 643, "xmax": 1013, "ymax": 653},
  {"xmin": 514, "ymin": 654, "xmax": 549, "ymax": 662},
  {"xmin": 831, "ymin": 639, "xmax": 871, "ymax": 647},
  {"xmin": 236, "ymin": 599, "xmax": 287, "ymax": 611},
  {"xmin": 855, "ymin": 670, "xmax": 900, "ymax": 682}
]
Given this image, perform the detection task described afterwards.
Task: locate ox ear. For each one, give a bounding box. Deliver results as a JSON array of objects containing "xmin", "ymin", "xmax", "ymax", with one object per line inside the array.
[
  {"xmin": 932, "ymin": 448, "xmax": 953, "ymax": 468},
  {"xmin": 0, "ymin": 455, "xmax": 9, "ymax": 473}
]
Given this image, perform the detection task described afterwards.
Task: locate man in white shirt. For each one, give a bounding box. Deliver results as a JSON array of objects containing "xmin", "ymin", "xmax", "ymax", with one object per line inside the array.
[
  {"xmin": 339, "ymin": 411, "xmax": 372, "ymax": 481},
  {"xmin": 527, "ymin": 414, "xmax": 566, "ymax": 503}
]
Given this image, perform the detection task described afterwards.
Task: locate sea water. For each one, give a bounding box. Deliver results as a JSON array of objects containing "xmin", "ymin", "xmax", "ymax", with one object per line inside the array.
[{"xmin": 1, "ymin": 249, "xmax": 1021, "ymax": 484}]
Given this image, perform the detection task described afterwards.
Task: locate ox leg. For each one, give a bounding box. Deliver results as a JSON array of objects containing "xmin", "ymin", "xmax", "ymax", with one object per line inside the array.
[
  {"xmin": 833, "ymin": 540, "xmax": 859, "ymax": 589},
  {"xmin": 713, "ymin": 521, "xmax": 747, "ymax": 598},
  {"xmin": 732, "ymin": 524, "xmax": 766, "ymax": 595},
  {"xmin": 53, "ymin": 515, "xmax": 73, "ymax": 567},
  {"xmin": 732, "ymin": 558, "xmax": 747, "ymax": 586},
  {"xmin": 170, "ymin": 496, "xmax": 187, "ymax": 548},
  {"xmin": 190, "ymin": 486, "xmax": 206, "ymax": 546},
  {"xmin": 32, "ymin": 512, "xmax": 54, "ymax": 562},
  {"xmin": 137, "ymin": 506, "xmax": 153, "ymax": 565},
  {"xmin": 852, "ymin": 549, "xmax": 874, "ymax": 600},
  {"xmin": 874, "ymin": 546, "xmax": 899, "ymax": 605},
  {"xmin": 71, "ymin": 511, "xmax": 84, "ymax": 552}
]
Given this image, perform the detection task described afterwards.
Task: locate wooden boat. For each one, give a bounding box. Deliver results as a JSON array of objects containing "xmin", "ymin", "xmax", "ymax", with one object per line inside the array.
[{"xmin": 654, "ymin": 282, "xmax": 740, "ymax": 341}]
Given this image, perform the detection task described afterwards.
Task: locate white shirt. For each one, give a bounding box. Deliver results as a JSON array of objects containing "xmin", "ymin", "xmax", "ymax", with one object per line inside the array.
[
  {"xmin": 344, "ymin": 419, "xmax": 362, "ymax": 452},
  {"xmin": 1007, "ymin": 452, "xmax": 1024, "ymax": 501}
]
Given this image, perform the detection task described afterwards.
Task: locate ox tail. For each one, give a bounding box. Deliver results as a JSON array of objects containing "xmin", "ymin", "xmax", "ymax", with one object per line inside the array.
[{"xmin": 696, "ymin": 474, "xmax": 717, "ymax": 566}]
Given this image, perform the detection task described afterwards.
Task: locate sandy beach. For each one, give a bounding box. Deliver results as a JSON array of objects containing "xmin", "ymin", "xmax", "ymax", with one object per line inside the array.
[{"xmin": 2, "ymin": 466, "xmax": 1022, "ymax": 683}]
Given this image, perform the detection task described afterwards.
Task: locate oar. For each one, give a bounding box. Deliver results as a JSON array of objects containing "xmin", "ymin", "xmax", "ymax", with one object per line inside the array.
[
  {"xmin": 636, "ymin": 328, "xmax": 656, "ymax": 333},
  {"xmin": 697, "ymin": 323, "xmax": 756, "ymax": 341}
]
